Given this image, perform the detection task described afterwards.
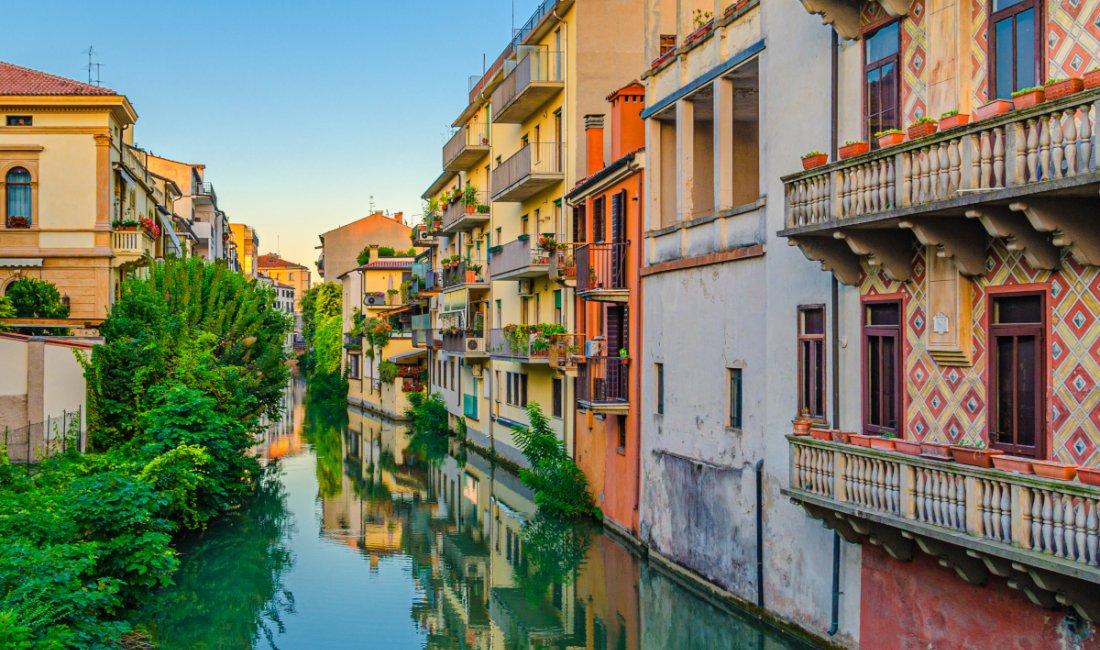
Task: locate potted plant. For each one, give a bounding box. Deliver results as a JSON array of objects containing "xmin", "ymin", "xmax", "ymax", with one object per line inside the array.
[
  {"xmin": 838, "ymin": 140, "xmax": 868, "ymax": 160},
  {"xmin": 849, "ymin": 433, "xmax": 873, "ymax": 448},
  {"xmin": 801, "ymin": 151, "xmax": 828, "ymax": 170},
  {"xmin": 951, "ymin": 439, "xmax": 1004, "ymax": 468},
  {"xmin": 1085, "ymin": 67, "xmax": 1100, "ymax": 90},
  {"xmin": 830, "ymin": 430, "xmax": 851, "ymax": 444},
  {"xmin": 1031, "ymin": 459, "xmax": 1077, "ymax": 481},
  {"xmin": 792, "ymin": 409, "xmax": 813, "ymax": 435},
  {"xmin": 991, "ymin": 455, "xmax": 1034, "ymax": 474},
  {"xmin": 869, "ymin": 433, "xmax": 897, "ymax": 450},
  {"xmin": 921, "ymin": 441, "xmax": 954, "ymax": 460},
  {"xmin": 6, "ymin": 215, "xmax": 31, "ymax": 228},
  {"xmin": 537, "ymin": 234, "xmax": 558, "ymax": 253},
  {"xmin": 684, "ymin": 9, "xmax": 714, "ymax": 45},
  {"xmin": 618, "ymin": 348, "xmax": 630, "ymax": 365},
  {"xmin": 477, "ymin": 203, "xmax": 490, "ymax": 214},
  {"xmin": 1044, "ymin": 76, "xmax": 1083, "ymax": 101},
  {"xmin": 1011, "ymin": 86, "xmax": 1045, "ymax": 109},
  {"xmin": 1078, "ymin": 466, "xmax": 1100, "ymax": 486},
  {"xmin": 464, "ymin": 185, "xmax": 479, "ymax": 213},
  {"xmin": 939, "ymin": 110, "xmax": 970, "ymax": 130},
  {"xmin": 875, "ymin": 129, "xmax": 906, "ymax": 148},
  {"xmin": 467, "ymin": 263, "xmax": 482, "ymax": 281},
  {"xmin": 907, "ymin": 116, "xmax": 938, "ymax": 139},
  {"xmin": 975, "ymin": 98, "xmax": 1013, "ymax": 120},
  {"xmin": 894, "ymin": 439, "xmax": 923, "ymax": 456},
  {"xmin": 810, "ymin": 427, "xmax": 833, "ymax": 442}
]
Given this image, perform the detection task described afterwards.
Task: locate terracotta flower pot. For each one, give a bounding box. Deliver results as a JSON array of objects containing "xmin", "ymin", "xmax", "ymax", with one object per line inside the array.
[
  {"xmin": 939, "ymin": 113, "xmax": 970, "ymax": 130},
  {"xmin": 831, "ymin": 430, "xmax": 851, "ymax": 444},
  {"xmin": 792, "ymin": 419, "xmax": 812, "ymax": 435},
  {"xmin": 849, "ymin": 433, "xmax": 873, "ymax": 448},
  {"xmin": 893, "ymin": 440, "xmax": 922, "ymax": 456},
  {"xmin": 1078, "ymin": 467, "xmax": 1100, "ymax": 486},
  {"xmin": 951, "ymin": 446, "xmax": 1004, "ymax": 468},
  {"xmin": 869, "ymin": 437, "xmax": 896, "ymax": 451},
  {"xmin": 1012, "ymin": 89, "xmax": 1045, "ymax": 109},
  {"xmin": 465, "ymin": 270, "xmax": 477, "ymax": 283},
  {"xmin": 801, "ymin": 153, "xmax": 828, "ymax": 170},
  {"xmin": 1084, "ymin": 70, "xmax": 1100, "ymax": 90},
  {"xmin": 466, "ymin": 205, "xmax": 476, "ymax": 214},
  {"xmin": 991, "ymin": 455, "xmax": 1034, "ymax": 475},
  {"xmin": 877, "ymin": 132, "xmax": 906, "ymax": 148},
  {"xmin": 1045, "ymin": 78, "xmax": 1083, "ymax": 101},
  {"xmin": 975, "ymin": 99, "xmax": 1013, "ymax": 120},
  {"xmin": 907, "ymin": 121, "xmax": 938, "ymax": 139},
  {"xmin": 810, "ymin": 428, "xmax": 832, "ymax": 442},
  {"xmin": 1031, "ymin": 460, "xmax": 1077, "ymax": 481},
  {"xmin": 838, "ymin": 142, "xmax": 869, "ymax": 160},
  {"xmin": 920, "ymin": 441, "xmax": 954, "ymax": 460}
]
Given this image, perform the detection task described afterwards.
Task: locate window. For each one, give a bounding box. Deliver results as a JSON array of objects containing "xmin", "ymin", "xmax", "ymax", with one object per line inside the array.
[
  {"xmin": 990, "ymin": 0, "xmax": 1039, "ymax": 100},
  {"xmin": 989, "ymin": 292, "xmax": 1044, "ymax": 457},
  {"xmin": 348, "ymin": 354, "xmax": 360, "ymax": 379},
  {"xmin": 864, "ymin": 21, "xmax": 900, "ymax": 143},
  {"xmin": 863, "ymin": 300, "xmax": 902, "ymax": 436},
  {"xmin": 592, "ymin": 196, "xmax": 606, "ymax": 242},
  {"xmin": 573, "ymin": 204, "xmax": 587, "ymax": 243},
  {"xmin": 520, "ymin": 374, "xmax": 528, "ymax": 407},
  {"xmin": 655, "ymin": 363, "xmax": 664, "ymax": 415},
  {"xmin": 552, "ymin": 377, "xmax": 563, "ymax": 417},
  {"xmin": 728, "ymin": 368, "xmax": 743, "ymax": 429},
  {"xmin": 798, "ymin": 306, "xmax": 826, "ymax": 420},
  {"xmin": 5, "ymin": 167, "xmax": 33, "ymax": 227},
  {"xmin": 506, "ymin": 371, "xmax": 513, "ymax": 404},
  {"xmin": 616, "ymin": 418, "xmax": 626, "ymax": 452},
  {"xmin": 5, "ymin": 116, "xmax": 31, "ymax": 126}
]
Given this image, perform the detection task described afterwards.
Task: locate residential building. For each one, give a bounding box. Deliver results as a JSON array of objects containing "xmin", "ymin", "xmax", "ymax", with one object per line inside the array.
[
  {"xmin": 257, "ymin": 252, "xmax": 311, "ymax": 316},
  {"xmin": 564, "ymin": 82, "xmax": 646, "ymax": 537},
  {"xmin": 775, "ymin": 0, "xmax": 1100, "ymax": 646},
  {"xmin": 0, "ymin": 61, "xmax": 182, "ymax": 321},
  {"xmin": 146, "ymin": 154, "xmax": 233, "ymax": 264},
  {"xmin": 316, "ymin": 211, "xmax": 415, "ymax": 282},
  {"xmin": 258, "ymin": 273, "xmax": 295, "ymax": 351},
  {"xmin": 229, "ymin": 223, "xmax": 259, "ymax": 277}
]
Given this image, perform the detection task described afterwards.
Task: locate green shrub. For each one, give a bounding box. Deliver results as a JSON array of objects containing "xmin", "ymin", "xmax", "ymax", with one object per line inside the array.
[{"xmin": 511, "ymin": 403, "xmax": 598, "ymax": 519}]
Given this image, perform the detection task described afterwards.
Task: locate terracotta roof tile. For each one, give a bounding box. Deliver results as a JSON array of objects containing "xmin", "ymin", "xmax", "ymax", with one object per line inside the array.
[
  {"xmin": 257, "ymin": 253, "xmax": 307, "ymax": 269},
  {"xmin": 0, "ymin": 61, "xmax": 117, "ymax": 96}
]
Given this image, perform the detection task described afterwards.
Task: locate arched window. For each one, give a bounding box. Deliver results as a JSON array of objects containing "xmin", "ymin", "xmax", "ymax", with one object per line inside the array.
[{"xmin": 5, "ymin": 167, "xmax": 32, "ymax": 228}]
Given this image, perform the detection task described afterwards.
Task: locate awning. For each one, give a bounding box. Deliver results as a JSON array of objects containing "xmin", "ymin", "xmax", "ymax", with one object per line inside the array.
[
  {"xmin": 388, "ymin": 349, "xmax": 426, "ymax": 364},
  {"xmin": 377, "ymin": 304, "xmax": 417, "ymax": 315},
  {"xmin": 0, "ymin": 258, "xmax": 43, "ymax": 268}
]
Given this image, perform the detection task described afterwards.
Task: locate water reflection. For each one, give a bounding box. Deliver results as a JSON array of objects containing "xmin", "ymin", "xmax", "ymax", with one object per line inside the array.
[{"xmin": 139, "ymin": 383, "xmax": 810, "ymax": 649}]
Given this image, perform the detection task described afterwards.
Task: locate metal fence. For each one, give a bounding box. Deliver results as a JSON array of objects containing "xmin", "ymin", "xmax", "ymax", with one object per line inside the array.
[{"xmin": 3, "ymin": 407, "xmax": 85, "ymax": 465}]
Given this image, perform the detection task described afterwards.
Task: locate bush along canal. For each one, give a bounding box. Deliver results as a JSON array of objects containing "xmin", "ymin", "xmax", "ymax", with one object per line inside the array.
[{"xmin": 135, "ymin": 384, "xmax": 815, "ymax": 649}]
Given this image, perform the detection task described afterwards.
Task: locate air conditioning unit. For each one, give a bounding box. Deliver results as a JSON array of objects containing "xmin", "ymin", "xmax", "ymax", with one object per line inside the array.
[
  {"xmin": 417, "ymin": 229, "xmax": 434, "ymax": 242},
  {"xmin": 466, "ymin": 337, "xmax": 486, "ymax": 353},
  {"xmin": 364, "ymin": 294, "xmax": 380, "ymax": 306},
  {"xmin": 517, "ymin": 279, "xmax": 534, "ymax": 296}
]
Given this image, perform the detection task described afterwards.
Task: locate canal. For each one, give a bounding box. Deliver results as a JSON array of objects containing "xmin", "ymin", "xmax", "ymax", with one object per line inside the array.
[{"xmin": 137, "ymin": 382, "xmax": 813, "ymax": 649}]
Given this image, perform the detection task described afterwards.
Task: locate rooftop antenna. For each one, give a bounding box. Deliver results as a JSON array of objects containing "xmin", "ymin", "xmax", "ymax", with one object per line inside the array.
[
  {"xmin": 84, "ymin": 46, "xmax": 102, "ymax": 86},
  {"xmin": 369, "ymin": 195, "xmax": 375, "ymax": 214}
]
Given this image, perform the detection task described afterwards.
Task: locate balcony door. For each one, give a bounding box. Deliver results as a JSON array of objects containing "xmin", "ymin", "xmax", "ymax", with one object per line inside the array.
[
  {"xmin": 863, "ymin": 300, "xmax": 901, "ymax": 436},
  {"xmin": 989, "ymin": 0, "xmax": 1041, "ymax": 100},
  {"xmin": 989, "ymin": 292, "xmax": 1045, "ymax": 458},
  {"xmin": 863, "ymin": 21, "xmax": 900, "ymax": 145},
  {"xmin": 610, "ymin": 190, "xmax": 627, "ymax": 287}
]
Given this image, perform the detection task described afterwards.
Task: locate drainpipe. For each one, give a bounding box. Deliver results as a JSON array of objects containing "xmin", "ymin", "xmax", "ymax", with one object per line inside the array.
[
  {"xmin": 755, "ymin": 458, "xmax": 765, "ymax": 609},
  {"xmin": 633, "ymin": 164, "xmax": 644, "ymax": 533},
  {"xmin": 827, "ymin": 27, "xmax": 843, "ymax": 639}
]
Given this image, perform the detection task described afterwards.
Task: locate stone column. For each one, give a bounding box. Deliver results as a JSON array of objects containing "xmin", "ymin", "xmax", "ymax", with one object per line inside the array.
[
  {"xmin": 676, "ymin": 99, "xmax": 694, "ymax": 224},
  {"xmin": 713, "ymin": 76, "xmax": 734, "ymax": 212}
]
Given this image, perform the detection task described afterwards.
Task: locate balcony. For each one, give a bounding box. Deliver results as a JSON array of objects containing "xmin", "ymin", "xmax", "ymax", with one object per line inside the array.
[
  {"xmin": 410, "ymin": 263, "xmax": 440, "ymax": 297},
  {"xmin": 488, "ymin": 237, "xmax": 553, "ymax": 280},
  {"xmin": 441, "ymin": 191, "xmax": 490, "ymax": 234},
  {"xmin": 549, "ymin": 333, "xmax": 585, "ymax": 376},
  {"xmin": 488, "ymin": 327, "xmax": 553, "ymax": 363},
  {"xmin": 577, "ymin": 356, "xmax": 629, "ymax": 414},
  {"xmin": 413, "ymin": 225, "xmax": 440, "ymax": 248},
  {"xmin": 576, "ymin": 242, "xmax": 629, "ymax": 302},
  {"xmin": 110, "ymin": 228, "xmax": 156, "ymax": 266},
  {"xmin": 443, "ymin": 123, "xmax": 490, "ymax": 171},
  {"xmin": 442, "ymin": 331, "xmax": 488, "ymax": 359},
  {"xmin": 490, "ymin": 142, "xmax": 564, "ymax": 202},
  {"xmin": 193, "ymin": 181, "xmax": 217, "ymax": 206},
  {"xmin": 781, "ymin": 89, "xmax": 1100, "ymax": 285},
  {"xmin": 490, "ymin": 48, "xmax": 563, "ymax": 124},
  {"xmin": 412, "ymin": 327, "xmax": 438, "ymax": 349},
  {"xmin": 343, "ymin": 333, "xmax": 362, "ymax": 350},
  {"xmin": 442, "ymin": 259, "xmax": 489, "ymax": 291},
  {"xmin": 784, "ymin": 436, "xmax": 1100, "ymax": 622},
  {"xmin": 549, "ymin": 246, "xmax": 576, "ymax": 286}
]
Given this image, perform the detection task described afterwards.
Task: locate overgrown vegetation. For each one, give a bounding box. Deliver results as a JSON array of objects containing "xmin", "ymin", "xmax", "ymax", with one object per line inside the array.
[
  {"xmin": 3, "ymin": 277, "xmax": 70, "ymax": 335},
  {"xmin": 299, "ymin": 282, "xmax": 346, "ymax": 398},
  {"xmin": 0, "ymin": 257, "xmax": 291, "ymax": 647},
  {"xmin": 511, "ymin": 403, "xmax": 599, "ymax": 520}
]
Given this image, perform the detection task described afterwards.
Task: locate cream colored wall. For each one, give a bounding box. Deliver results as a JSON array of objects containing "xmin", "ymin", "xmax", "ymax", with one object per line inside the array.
[
  {"xmin": 42, "ymin": 344, "xmax": 88, "ymax": 432},
  {"xmin": 0, "ymin": 337, "xmax": 86, "ymax": 433}
]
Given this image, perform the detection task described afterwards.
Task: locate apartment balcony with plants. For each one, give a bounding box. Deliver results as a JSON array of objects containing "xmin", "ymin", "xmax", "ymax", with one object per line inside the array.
[
  {"xmin": 443, "ymin": 122, "xmax": 491, "ymax": 172},
  {"xmin": 488, "ymin": 234, "xmax": 561, "ymax": 281},
  {"xmin": 488, "ymin": 323, "xmax": 567, "ymax": 364},
  {"xmin": 577, "ymin": 354, "xmax": 629, "ymax": 414},
  {"xmin": 575, "ymin": 242, "xmax": 629, "ymax": 303},
  {"xmin": 490, "ymin": 142, "xmax": 564, "ymax": 203},
  {"xmin": 439, "ymin": 310, "xmax": 487, "ymax": 359},
  {"xmin": 490, "ymin": 45, "xmax": 563, "ymax": 124},
  {"xmin": 440, "ymin": 256, "xmax": 488, "ymax": 292},
  {"xmin": 439, "ymin": 187, "xmax": 490, "ymax": 235}
]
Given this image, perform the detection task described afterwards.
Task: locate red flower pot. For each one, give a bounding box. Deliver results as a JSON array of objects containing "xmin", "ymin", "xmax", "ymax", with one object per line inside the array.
[
  {"xmin": 893, "ymin": 440, "xmax": 922, "ymax": 456},
  {"xmin": 466, "ymin": 205, "xmax": 476, "ymax": 214},
  {"xmin": 831, "ymin": 430, "xmax": 852, "ymax": 444},
  {"xmin": 938, "ymin": 113, "xmax": 970, "ymax": 130},
  {"xmin": 877, "ymin": 132, "xmax": 906, "ymax": 148},
  {"xmin": 907, "ymin": 121, "xmax": 938, "ymax": 139},
  {"xmin": 801, "ymin": 153, "xmax": 828, "ymax": 170},
  {"xmin": 1084, "ymin": 70, "xmax": 1100, "ymax": 90},
  {"xmin": 838, "ymin": 142, "xmax": 869, "ymax": 160},
  {"xmin": 1045, "ymin": 78, "xmax": 1083, "ymax": 101},
  {"xmin": 849, "ymin": 434, "xmax": 873, "ymax": 448},
  {"xmin": 975, "ymin": 99, "xmax": 1013, "ymax": 120},
  {"xmin": 1031, "ymin": 460, "xmax": 1077, "ymax": 481},
  {"xmin": 1078, "ymin": 467, "xmax": 1100, "ymax": 486},
  {"xmin": 991, "ymin": 455, "xmax": 1034, "ymax": 475},
  {"xmin": 920, "ymin": 441, "xmax": 954, "ymax": 460},
  {"xmin": 1012, "ymin": 89, "xmax": 1045, "ymax": 109},
  {"xmin": 809, "ymin": 428, "xmax": 832, "ymax": 441},
  {"xmin": 869, "ymin": 437, "xmax": 896, "ymax": 451},
  {"xmin": 951, "ymin": 446, "xmax": 1004, "ymax": 468}
]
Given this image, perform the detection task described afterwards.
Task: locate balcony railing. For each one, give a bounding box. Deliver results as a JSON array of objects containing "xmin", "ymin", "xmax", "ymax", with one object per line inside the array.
[
  {"xmin": 442, "ymin": 330, "xmax": 487, "ymax": 357},
  {"xmin": 491, "ymin": 48, "xmax": 564, "ymax": 124},
  {"xmin": 441, "ymin": 191, "xmax": 490, "ymax": 233},
  {"xmin": 343, "ymin": 333, "xmax": 362, "ymax": 350},
  {"xmin": 488, "ymin": 237, "xmax": 555, "ymax": 280},
  {"xmin": 111, "ymin": 229, "xmax": 156, "ymax": 262},
  {"xmin": 549, "ymin": 245, "xmax": 576, "ymax": 285},
  {"xmin": 490, "ymin": 142, "xmax": 564, "ymax": 202},
  {"xmin": 443, "ymin": 123, "xmax": 490, "ymax": 171},
  {"xmin": 488, "ymin": 327, "xmax": 552, "ymax": 362},
  {"xmin": 576, "ymin": 242, "xmax": 629, "ymax": 301},
  {"xmin": 549, "ymin": 333, "xmax": 585, "ymax": 375},
  {"xmin": 442, "ymin": 259, "xmax": 488, "ymax": 289},
  {"xmin": 577, "ymin": 356, "xmax": 629, "ymax": 412},
  {"xmin": 785, "ymin": 436, "xmax": 1100, "ymax": 621},
  {"xmin": 412, "ymin": 328, "xmax": 437, "ymax": 349}
]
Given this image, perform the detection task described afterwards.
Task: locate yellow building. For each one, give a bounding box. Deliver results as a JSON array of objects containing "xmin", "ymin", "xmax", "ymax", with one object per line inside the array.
[
  {"xmin": 229, "ymin": 223, "xmax": 259, "ymax": 277},
  {"xmin": 146, "ymin": 154, "xmax": 233, "ymax": 265},
  {"xmin": 0, "ymin": 61, "xmax": 184, "ymax": 321},
  {"xmin": 257, "ymin": 252, "xmax": 311, "ymax": 315}
]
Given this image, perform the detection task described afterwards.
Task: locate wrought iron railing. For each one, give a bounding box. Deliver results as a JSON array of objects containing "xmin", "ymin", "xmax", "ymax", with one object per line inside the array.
[
  {"xmin": 576, "ymin": 242, "xmax": 629, "ymax": 293},
  {"xmin": 577, "ymin": 356, "xmax": 629, "ymax": 405}
]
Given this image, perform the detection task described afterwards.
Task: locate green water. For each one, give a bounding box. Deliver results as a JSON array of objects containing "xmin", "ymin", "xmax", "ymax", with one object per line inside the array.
[{"xmin": 137, "ymin": 383, "xmax": 813, "ymax": 649}]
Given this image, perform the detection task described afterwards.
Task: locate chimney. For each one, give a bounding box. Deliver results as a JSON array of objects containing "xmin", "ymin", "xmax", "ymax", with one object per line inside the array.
[
  {"xmin": 584, "ymin": 114, "xmax": 605, "ymax": 176},
  {"xmin": 609, "ymin": 82, "xmax": 646, "ymax": 160},
  {"xmin": 394, "ymin": 211, "xmax": 404, "ymax": 225}
]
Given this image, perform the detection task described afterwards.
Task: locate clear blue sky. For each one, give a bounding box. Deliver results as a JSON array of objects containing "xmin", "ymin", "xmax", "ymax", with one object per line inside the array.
[{"xmin": 4, "ymin": 1, "xmax": 541, "ymax": 277}]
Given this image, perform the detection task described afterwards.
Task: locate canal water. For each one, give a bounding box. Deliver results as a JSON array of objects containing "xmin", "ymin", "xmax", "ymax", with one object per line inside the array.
[{"xmin": 137, "ymin": 382, "xmax": 812, "ymax": 649}]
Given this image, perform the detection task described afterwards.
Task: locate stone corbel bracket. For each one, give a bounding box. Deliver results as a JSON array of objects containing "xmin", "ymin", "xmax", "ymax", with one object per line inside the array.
[
  {"xmin": 898, "ymin": 218, "xmax": 987, "ymax": 277},
  {"xmin": 788, "ymin": 236, "xmax": 863, "ymax": 286},
  {"xmin": 966, "ymin": 206, "xmax": 1060, "ymax": 271},
  {"xmin": 834, "ymin": 230, "xmax": 913, "ymax": 282},
  {"xmin": 1011, "ymin": 199, "xmax": 1100, "ymax": 267},
  {"xmin": 798, "ymin": 0, "xmax": 909, "ymax": 40}
]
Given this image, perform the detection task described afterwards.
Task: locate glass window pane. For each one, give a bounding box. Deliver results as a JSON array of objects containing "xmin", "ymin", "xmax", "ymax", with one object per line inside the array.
[
  {"xmin": 868, "ymin": 303, "xmax": 900, "ymax": 326},
  {"xmin": 995, "ymin": 295, "xmax": 1042, "ymax": 324},
  {"xmin": 1016, "ymin": 335, "xmax": 1037, "ymax": 448},
  {"xmin": 993, "ymin": 0, "xmax": 1028, "ymax": 12},
  {"xmin": 867, "ymin": 69, "xmax": 881, "ymax": 123},
  {"xmin": 995, "ymin": 18, "xmax": 1015, "ymax": 99},
  {"xmin": 802, "ymin": 308, "xmax": 824, "ymax": 335},
  {"xmin": 868, "ymin": 337, "xmax": 881, "ymax": 424},
  {"xmin": 882, "ymin": 336, "xmax": 896, "ymax": 428},
  {"xmin": 880, "ymin": 62, "xmax": 897, "ymax": 128},
  {"xmin": 1015, "ymin": 9, "xmax": 1035, "ymax": 91},
  {"xmin": 866, "ymin": 22, "xmax": 899, "ymax": 63},
  {"xmin": 996, "ymin": 336, "xmax": 1015, "ymax": 441},
  {"xmin": 812, "ymin": 340, "xmax": 824, "ymax": 417}
]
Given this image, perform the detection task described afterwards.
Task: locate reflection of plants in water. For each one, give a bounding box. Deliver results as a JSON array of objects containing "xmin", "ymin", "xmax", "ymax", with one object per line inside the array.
[
  {"xmin": 515, "ymin": 513, "xmax": 598, "ymax": 603},
  {"xmin": 301, "ymin": 389, "xmax": 348, "ymax": 498},
  {"xmin": 137, "ymin": 465, "xmax": 295, "ymax": 649}
]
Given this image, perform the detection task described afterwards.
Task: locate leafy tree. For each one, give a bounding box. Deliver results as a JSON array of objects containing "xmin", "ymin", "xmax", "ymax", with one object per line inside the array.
[
  {"xmin": 5, "ymin": 277, "xmax": 70, "ymax": 335},
  {"xmin": 511, "ymin": 403, "xmax": 598, "ymax": 519},
  {"xmin": 0, "ymin": 296, "xmax": 14, "ymax": 333}
]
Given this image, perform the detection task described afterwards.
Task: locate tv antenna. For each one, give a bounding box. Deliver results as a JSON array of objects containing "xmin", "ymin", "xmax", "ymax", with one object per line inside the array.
[
  {"xmin": 369, "ymin": 195, "xmax": 375, "ymax": 213},
  {"xmin": 85, "ymin": 46, "xmax": 103, "ymax": 86}
]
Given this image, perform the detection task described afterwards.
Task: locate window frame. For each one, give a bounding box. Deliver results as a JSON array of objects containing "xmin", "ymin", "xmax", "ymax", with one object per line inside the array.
[
  {"xmin": 655, "ymin": 362, "xmax": 664, "ymax": 415},
  {"xmin": 728, "ymin": 367, "xmax": 743, "ymax": 429},
  {"xmin": 987, "ymin": 0, "xmax": 1043, "ymax": 101},
  {"xmin": 797, "ymin": 305, "xmax": 827, "ymax": 422},
  {"xmin": 5, "ymin": 116, "xmax": 32, "ymax": 126},
  {"xmin": 861, "ymin": 19, "xmax": 901, "ymax": 144},
  {"xmin": 986, "ymin": 287, "xmax": 1047, "ymax": 458},
  {"xmin": 4, "ymin": 165, "xmax": 35, "ymax": 228},
  {"xmin": 861, "ymin": 296, "xmax": 904, "ymax": 437}
]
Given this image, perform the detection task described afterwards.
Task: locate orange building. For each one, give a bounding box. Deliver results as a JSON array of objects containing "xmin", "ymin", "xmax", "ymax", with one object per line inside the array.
[
  {"xmin": 565, "ymin": 82, "xmax": 645, "ymax": 536},
  {"xmin": 256, "ymin": 253, "xmax": 311, "ymax": 315}
]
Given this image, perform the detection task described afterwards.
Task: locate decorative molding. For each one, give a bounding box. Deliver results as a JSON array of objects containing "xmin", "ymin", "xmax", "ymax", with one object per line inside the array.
[
  {"xmin": 965, "ymin": 206, "xmax": 1060, "ymax": 271},
  {"xmin": 898, "ymin": 218, "xmax": 988, "ymax": 277},
  {"xmin": 789, "ymin": 236, "xmax": 862, "ymax": 285},
  {"xmin": 1011, "ymin": 199, "xmax": 1100, "ymax": 267}
]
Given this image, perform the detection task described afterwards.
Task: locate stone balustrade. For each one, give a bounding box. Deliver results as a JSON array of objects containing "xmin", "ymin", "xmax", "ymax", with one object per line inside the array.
[
  {"xmin": 785, "ymin": 436, "xmax": 1100, "ymax": 621},
  {"xmin": 783, "ymin": 90, "xmax": 1100, "ymax": 230}
]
